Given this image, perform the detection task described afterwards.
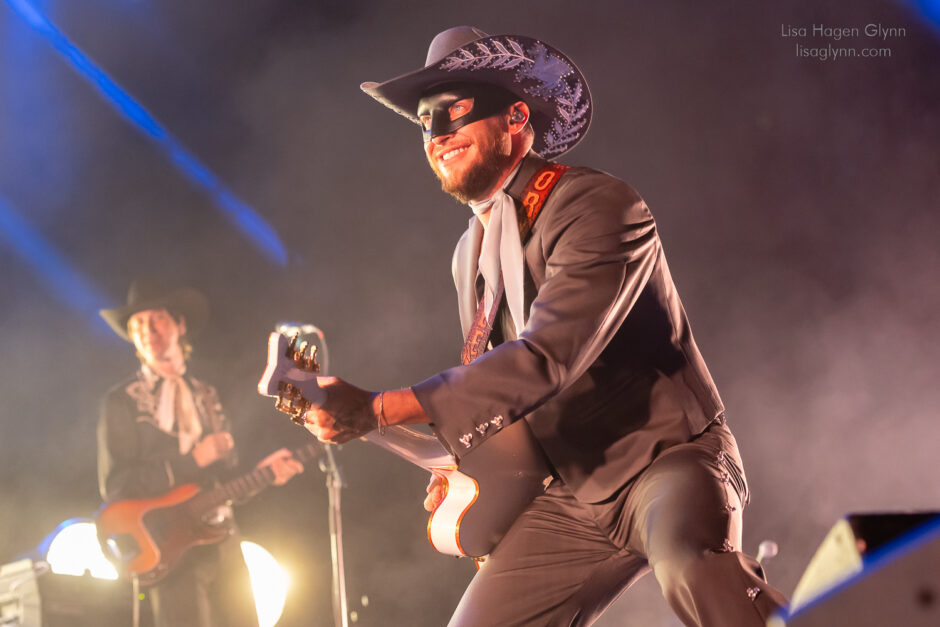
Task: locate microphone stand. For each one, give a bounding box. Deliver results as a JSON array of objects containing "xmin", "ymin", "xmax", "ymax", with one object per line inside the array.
[
  {"xmin": 320, "ymin": 443, "xmax": 348, "ymax": 627},
  {"xmin": 277, "ymin": 323, "xmax": 349, "ymax": 627}
]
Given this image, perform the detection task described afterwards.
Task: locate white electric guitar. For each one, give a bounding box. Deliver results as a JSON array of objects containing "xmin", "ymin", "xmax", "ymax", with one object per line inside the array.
[{"xmin": 257, "ymin": 332, "xmax": 551, "ymax": 558}]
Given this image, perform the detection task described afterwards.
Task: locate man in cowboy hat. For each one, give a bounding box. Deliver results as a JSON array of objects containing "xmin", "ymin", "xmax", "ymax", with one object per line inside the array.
[
  {"xmin": 302, "ymin": 26, "xmax": 786, "ymax": 625},
  {"xmin": 98, "ymin": 277, "xmax": 303, "ymax": 627}
]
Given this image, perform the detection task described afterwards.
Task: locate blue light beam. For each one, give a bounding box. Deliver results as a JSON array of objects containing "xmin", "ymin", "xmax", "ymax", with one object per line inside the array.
[
  {"xmin": 909, "ymin": 0, "xmax": 940, "ymax": 33},
  {"xmin": 0, "ymin": 195, "xmax": 112, "ymax": 333},
  {"xmin": 4, "ymin": 0, "xmax": 289, "ymax": 266}
]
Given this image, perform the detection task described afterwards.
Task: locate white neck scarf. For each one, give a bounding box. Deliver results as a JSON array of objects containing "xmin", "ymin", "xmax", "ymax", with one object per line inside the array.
[
  {"xmin": 467, "ymin": 163, "xmax": 526, "ymax": 337},
  {"xmin": 145, "ymin": 365, "xmax": 203, "ymax": 454}
]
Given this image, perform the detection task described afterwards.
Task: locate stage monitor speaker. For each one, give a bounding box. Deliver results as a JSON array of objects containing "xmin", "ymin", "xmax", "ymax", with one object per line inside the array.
[
  {"xmin": 790, "ymin": 511, "xmax": 937, "ymax": 609},
  {"xmin": 0, "ymin": 558, "xmax": 137, "ymax": 627},
  {"xmin": 0, "ymin": 559, "xmax": 41, "ymax": 626},
  {"xmin": 769, "ymin": 513, "xmax": 940, "ymax": 627}
]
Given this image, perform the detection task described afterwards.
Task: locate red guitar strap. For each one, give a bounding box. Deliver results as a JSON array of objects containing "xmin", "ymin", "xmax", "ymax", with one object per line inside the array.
[{"xmin": 460, "ymin": 163, "xmax": 570, "ymax": 366}]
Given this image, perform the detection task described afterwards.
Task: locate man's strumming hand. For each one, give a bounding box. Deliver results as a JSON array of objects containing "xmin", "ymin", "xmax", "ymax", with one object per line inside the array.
[
  {"xmin": 424, "ymin": 472, "xmax": 445, "ymax": 512},
  {"xmin": 192, "ymin": 432, "xmax": 234, "ymax": 467}
]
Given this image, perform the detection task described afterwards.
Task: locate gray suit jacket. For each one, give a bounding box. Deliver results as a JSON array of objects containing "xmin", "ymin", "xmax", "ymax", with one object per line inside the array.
[{"xmin": 412, "ymin": 154, "xmax": 723, "ymax": 503}]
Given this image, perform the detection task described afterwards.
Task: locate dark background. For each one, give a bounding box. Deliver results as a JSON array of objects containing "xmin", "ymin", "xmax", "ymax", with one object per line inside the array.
[{"xmin": 1, "ymin": 1, "xmax": 938, "ymax": 625}]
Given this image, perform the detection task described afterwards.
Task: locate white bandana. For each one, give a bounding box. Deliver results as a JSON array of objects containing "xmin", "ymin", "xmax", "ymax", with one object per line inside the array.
[
  {"xmin": 145, "ymin": 365, "xmax": 203, "ymax": 454},
  {"xmin": 467, "ymin": 164, "xmax": 526, "ymax": 337}
]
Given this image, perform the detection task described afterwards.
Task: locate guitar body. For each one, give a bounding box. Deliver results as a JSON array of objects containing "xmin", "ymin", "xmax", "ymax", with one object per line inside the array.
[
  {"xmin": 96, "ymin": 484, "xmax": 232, "ymax": 586},
  {"xmin": 427, "ymin": 418, "xmax": 550, "ymax": 557}
]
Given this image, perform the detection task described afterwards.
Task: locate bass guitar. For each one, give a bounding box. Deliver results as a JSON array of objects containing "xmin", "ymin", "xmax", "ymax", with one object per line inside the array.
[
  {"xmin": 96, "ymin": 442, "xmax": 321, "ymax": 585},
  {"xmin": 257, "ymin": 332, "xmax": 551, "ymax": 558}
]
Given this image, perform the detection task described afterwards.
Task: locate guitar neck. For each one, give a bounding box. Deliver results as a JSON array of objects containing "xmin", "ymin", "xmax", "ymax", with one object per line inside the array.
[
  {"xmin": 363, "ymin": 425, "xmax": 456, "ymax": 471},
  {"xmin": 190, "ymin": 442, "xmax": 320, "ymax": 512}
]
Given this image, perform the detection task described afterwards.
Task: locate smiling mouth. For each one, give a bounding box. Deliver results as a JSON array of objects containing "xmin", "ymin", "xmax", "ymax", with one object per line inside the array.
[{"xmin": 440, "ymin": 146, "xmax": 469, "ymax": 162}]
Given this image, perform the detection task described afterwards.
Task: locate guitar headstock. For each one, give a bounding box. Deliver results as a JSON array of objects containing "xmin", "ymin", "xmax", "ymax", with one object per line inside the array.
[
  {"xmin": 286, "ymin": 333, "xmax": 320, "ymax": 373},
  {"xmin": 258, "ymin": 332, "xmax": 326, "ymax": 426}
]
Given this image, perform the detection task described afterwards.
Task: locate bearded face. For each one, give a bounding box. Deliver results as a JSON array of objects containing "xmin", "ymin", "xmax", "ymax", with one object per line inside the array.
[
  {"xmin": 418, "ymin": 87, "xmax": 517, "ymax": 204},
  {"xmin": 425, "ymin": 115, "xmax": 515, "ymax": 203}
]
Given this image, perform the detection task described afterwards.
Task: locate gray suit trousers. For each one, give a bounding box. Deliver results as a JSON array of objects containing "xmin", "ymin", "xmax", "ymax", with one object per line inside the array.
[{"xmin": 448, "ymin": 423, "xmax": 786, "ymax": 626}]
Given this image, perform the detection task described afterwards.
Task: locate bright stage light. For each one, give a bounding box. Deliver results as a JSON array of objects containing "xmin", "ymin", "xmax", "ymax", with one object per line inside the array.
[
  {"xmin": 241, "ymin": 541, "xmax": 289, "ymax": 627},
  {"xmin": 40, "ymin": 520, "xmax": 287, "ymax": 624},
  {"xmin": 43, "ymin": 519, "xmax": 118, "ymax": 580}
]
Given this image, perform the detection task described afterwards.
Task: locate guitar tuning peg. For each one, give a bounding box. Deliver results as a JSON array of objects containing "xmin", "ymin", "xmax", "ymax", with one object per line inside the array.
[
  {"xmin": 291, "ymin": 341, "xmax": 307, "ymax": 367},
  {"xmin": 274, "ymin": 382, "xmax": 311, "ymax": 425},
  {"xmin": 285, "ymin": 333, "xmax": 300, "ymax": 358}
]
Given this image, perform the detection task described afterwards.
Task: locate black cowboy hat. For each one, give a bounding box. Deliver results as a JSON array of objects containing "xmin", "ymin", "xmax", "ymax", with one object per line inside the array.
[
  {"xmin": 361, "ymin": 26, "xmax": 592, "ymax": 159},
  {"xmin": 100, "ymin": 277, "xmax": 209, "ymax": 342}
]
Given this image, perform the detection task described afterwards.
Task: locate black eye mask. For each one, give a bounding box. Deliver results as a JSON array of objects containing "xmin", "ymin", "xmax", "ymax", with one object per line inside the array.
[{"xmin": 417, "ymin": 84, "xmax": 518, "ymax": 141}]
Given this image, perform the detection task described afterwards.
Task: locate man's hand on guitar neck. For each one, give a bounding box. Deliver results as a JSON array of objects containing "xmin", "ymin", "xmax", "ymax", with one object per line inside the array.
[
  {"xmin": 303, "ymin": 377, "xmax": 429, "ymax": 444},
  {"xmin": 255, "ymin": 448, "xmax": 304, "ymax": 486}
]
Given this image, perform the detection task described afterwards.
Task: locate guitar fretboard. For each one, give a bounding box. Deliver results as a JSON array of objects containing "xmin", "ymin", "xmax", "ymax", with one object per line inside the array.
[{"xmin": 186, "ymin": 442, "xmax": 321, "ymax": 514}]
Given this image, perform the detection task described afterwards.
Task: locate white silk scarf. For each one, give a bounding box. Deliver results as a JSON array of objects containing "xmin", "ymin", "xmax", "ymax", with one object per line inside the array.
[
  {"xmin": 467, "ymin": 164, "xmax": 526, "ymax": 337},
  {"xmin": 154, "ymin": 373, "xmax": 203, "ymax": 454}
]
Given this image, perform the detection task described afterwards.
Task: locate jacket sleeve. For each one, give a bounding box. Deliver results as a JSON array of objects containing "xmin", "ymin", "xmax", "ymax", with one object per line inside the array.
[
  {"xmin": 412, "ymin": 173, "xmax": 660, "ymax": 455},
  {"xmin": 97, "ymin": 390, "xmax": 202, "ymax": 502}
]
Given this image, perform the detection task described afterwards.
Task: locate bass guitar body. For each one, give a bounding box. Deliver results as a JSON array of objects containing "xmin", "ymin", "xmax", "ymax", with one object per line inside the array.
[{"xmin": 96, "ymin": 484, "xmax": 231, "ymax": 586}]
